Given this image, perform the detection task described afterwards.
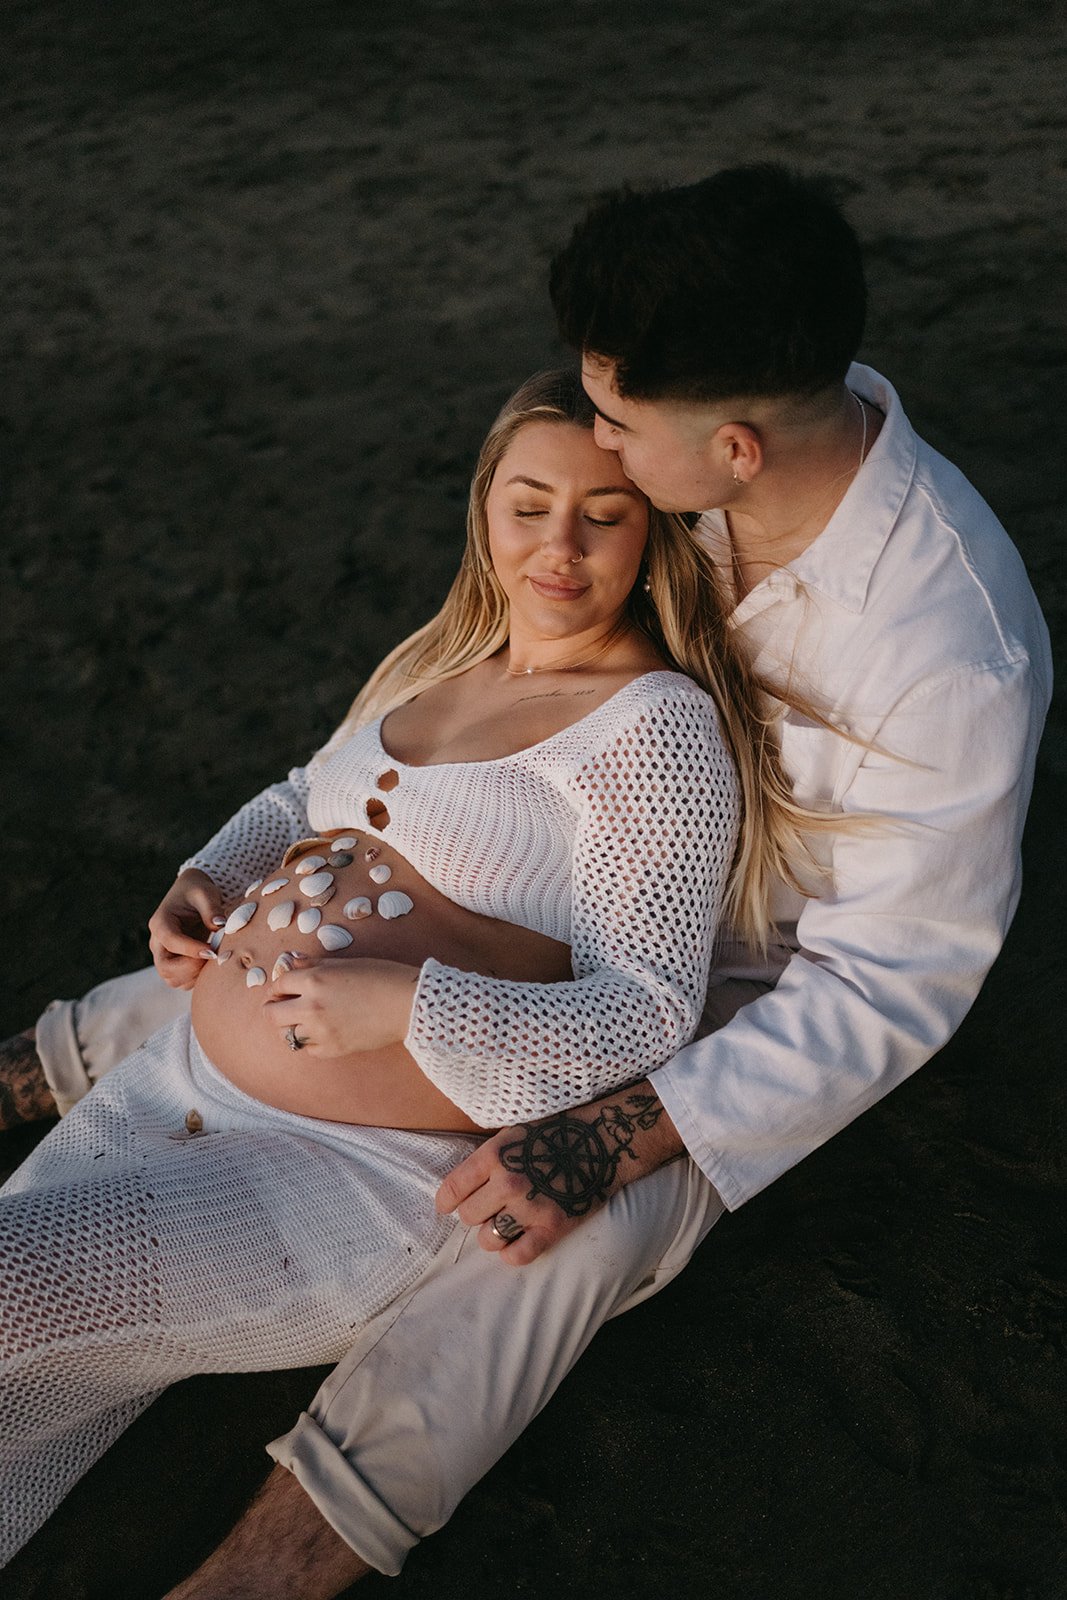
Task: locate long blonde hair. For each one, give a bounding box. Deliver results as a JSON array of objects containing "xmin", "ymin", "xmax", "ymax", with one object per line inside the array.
[{"xmin": 330, "ymin": 368, "xmax": 822, "ymax": 948}]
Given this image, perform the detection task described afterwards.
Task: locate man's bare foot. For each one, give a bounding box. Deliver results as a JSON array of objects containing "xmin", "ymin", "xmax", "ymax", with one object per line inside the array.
[
  {"xmin": 0, "ymin": 1030, "xmax": 57, "ymax": 1130},
  {"xmin": 165, "ymin": 1465, "xmax": 370, "ymax": 1599}
]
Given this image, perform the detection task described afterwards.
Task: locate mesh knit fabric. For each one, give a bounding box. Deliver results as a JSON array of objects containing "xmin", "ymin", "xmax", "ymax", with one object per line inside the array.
[
  {"xmin": 0, "ymin": 1022, "xmax": 473, "ymax": 1565},
  {"xmin": 185, "ymin": 672, "xmax": 741, "ymax": 1125},
  {"xmin": 3, "ymin": 672, "xmax": 738, "ymax": 1562}
]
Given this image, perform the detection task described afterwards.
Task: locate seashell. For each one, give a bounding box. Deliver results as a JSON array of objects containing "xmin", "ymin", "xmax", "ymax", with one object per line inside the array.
[
  {"xmin": 267, "ymin": 899, "xmax": 295, "ymax": 931},
  {"xmin": 185, "ymin": 1108, "xmax": 203, "ymax": 1134},
  {"xmin": 224, "ymin": 901, "xmax": 258, "ymax": 935},
  {"xmin": 309, "ymin": 886, "xmax": 336, "ymax": 908},
  {"xmin": 282, "ymin": 836, "xmax": 330, "ymax": 868},
  {"xmin": 369, "ymin": 863, "xmax": 392, "ymax": 884},
  {"xmin": 343, "ymin": 896, "xmax": 373, "ymax": 920},
  {"xmin": 208, "ymin": 929, "xmax": 224, "ymax": 950},
  {"xmin": 364, "ymin": 845, "xmax": 381, "ymax": 862},
  {"xmin": 297, "ymin": 907, "xmax": 322, "ymax": 934},
  {"xmin": 261, "ymin": 877, "xmax": 289, "ymax": 895},
  {"xmin": 216, "ymin": 949, "xmax": 233, "ymax": 964},
  {"xmin": 299, "ymin": 871, "xmax": 334, "ymax": 897},
  {"xmin": 317, "ymin": 923, "xmax": 354, "ymax": 950},
  {"xmin": 271, "ymin": 952, "xmax": 296, "ymax": 982},
  {"xmin": 246, "ymin": 966, "xmax": 267, "ymax": 988},
  {"xmin": 377, "ymin": 890, "xmax": 414, "ymax": 920},
  {"xmin": 295, "ymin": 855, "xmax": 327, "ymax": 877},
  {"xmin": 245, "ymin": 880, "xmax": 263, "ymax": 897},
  {"xmin": 331, "ymin": 835, "xmax": 359, "ymax": 850},
  {"xmin": 327, "ymin": 852, "xmax": 354, "ymax": 867}
]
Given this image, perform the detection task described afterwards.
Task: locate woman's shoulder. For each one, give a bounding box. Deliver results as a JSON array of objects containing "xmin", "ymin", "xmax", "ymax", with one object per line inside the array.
[{"xmin": 559, "ymin": 670, "xmax": 732, "ymax": 764}]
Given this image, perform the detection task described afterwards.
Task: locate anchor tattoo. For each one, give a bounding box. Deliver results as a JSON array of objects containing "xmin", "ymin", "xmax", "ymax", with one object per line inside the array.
[{"xmin": 498, "ymin": 1090, "xmax": 666, "ymax": 1218}]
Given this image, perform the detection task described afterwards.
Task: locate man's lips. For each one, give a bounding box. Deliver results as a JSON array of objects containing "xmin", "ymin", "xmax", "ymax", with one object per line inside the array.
[{"xmin": 527, "ymin": 574, "xmax": 590, "ymax": 600}]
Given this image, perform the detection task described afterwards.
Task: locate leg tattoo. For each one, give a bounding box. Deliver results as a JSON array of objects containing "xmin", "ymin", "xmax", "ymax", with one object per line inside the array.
[
  {"xmin": 0, "ymin": 1030, "xmax": 57, "ymax": 1130},
  {"xmin": 499, "ymin": 1091, "xmax": 665, "ymax": 1218}
]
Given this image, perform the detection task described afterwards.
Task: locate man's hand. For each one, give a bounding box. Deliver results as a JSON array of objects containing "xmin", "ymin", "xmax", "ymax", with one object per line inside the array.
[
  {"xmin": 435, "ymin": 1082, "xmax": 684, "ymax": 1265},
  {"xmin": 148, "ymin": 869, "xmax": 225, "ymax": 989}
]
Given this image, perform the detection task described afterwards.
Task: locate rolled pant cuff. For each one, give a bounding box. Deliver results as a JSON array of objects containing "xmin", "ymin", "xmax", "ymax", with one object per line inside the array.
[
  {"xmin": 34, "ymin": 999, "xmax": 93, "ymax": 1116},
  {"xmin": 267, "ymin": 1412, "xmax": 414, "ymax": 1577}
]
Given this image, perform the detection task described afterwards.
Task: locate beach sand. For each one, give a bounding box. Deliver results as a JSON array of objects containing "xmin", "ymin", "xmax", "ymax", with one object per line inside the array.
[{"xmin": 2, "ymin": 3, "xmax": 1065, "ymax": 1595}]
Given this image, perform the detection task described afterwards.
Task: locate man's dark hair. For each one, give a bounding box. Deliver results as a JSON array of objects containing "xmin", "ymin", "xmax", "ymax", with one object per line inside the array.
[{"xmin": 549, "ymin": 164, "xmax": 866, "ymax": 403}]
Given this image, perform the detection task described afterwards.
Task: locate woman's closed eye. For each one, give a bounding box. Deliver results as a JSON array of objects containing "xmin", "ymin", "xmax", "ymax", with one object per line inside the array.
[{"xmin": 513, "ymin": 507, "xmax": 622, "ymax": 527}]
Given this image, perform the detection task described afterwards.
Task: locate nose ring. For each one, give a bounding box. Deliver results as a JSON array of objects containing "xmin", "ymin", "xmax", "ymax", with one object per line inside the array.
[{"xmin": 569, "ymin": 552, "xmax": 584, "ymax": 564}]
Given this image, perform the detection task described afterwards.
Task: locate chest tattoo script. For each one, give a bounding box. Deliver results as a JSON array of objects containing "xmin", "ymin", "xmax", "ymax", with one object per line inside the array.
[
  {"xmin": 513, "ymin": 687, "xmax": 599, "ymax": 706},
  {"xmin": 498, "ymin": 1090, "xmax": 665, "ymax": 1217}
]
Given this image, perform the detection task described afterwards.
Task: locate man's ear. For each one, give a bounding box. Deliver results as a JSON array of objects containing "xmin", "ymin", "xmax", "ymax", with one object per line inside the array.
[{"xmin": 712, "ymin": 420, "xmax": 763, "ymax": 485}]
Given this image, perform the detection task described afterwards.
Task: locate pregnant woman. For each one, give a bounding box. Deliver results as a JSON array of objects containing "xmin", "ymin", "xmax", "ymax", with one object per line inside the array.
[{"xmin": 0, "ymin": 368, "xmax": 804, "ymax": 1563}]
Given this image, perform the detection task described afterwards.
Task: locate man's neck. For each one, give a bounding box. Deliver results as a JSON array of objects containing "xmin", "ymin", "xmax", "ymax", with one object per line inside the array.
[{"xmin": 726, "ymin": 387, "xmax": 881, "ymax": 597}]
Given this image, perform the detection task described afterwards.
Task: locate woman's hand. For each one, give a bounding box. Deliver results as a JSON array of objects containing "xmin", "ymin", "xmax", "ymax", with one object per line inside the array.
[
  {"xmin": 148, "ymin": 869, "xmax": 225, "ymax": 989},
  {"xmin": 264, "ymin": 954, "xmax": 421, "ymax": 1057}
]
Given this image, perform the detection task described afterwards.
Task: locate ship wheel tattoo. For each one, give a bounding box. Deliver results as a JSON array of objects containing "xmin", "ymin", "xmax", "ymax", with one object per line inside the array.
[{"xmin": 499, "ymin": 1091, "xmax": 664, "ymax": 1218}]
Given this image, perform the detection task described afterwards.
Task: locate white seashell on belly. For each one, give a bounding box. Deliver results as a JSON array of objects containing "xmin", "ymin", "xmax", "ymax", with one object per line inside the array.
[
  {"xmin": 297, "ymin": 907, "xmax": 322, "ymax": 933},
  {"xmin": 216, "ymin": 949, "xmax": 233, "ymax": 964},
  {"xmin": 295, "ymin": 855, "xmax": 327, "ymax": 876},
  {"xmin": 308, "ymin": 885, "xmax": 336, "ymax": 907},
  {"xmin": 267, "ymin": 899, "xmax": 295, "ymax": 930},
  {"xmin": 245, "ymin": 880, "xmax": 263, "ymax": 897},
  {"xmin": 343, "ymin": 896, "xmax": 373, "ymax": 920},
  {"xmin": 377, "ymin": 890, "xmax": 414, "ymax": 920},
  {"xmin": 369, "ymin": 863, "xmax": 392, "ymax": 884},
  {"xmin": 271, "ymin": 952, "xmax": 296, "ymax": 981},
  {"xmin": 208, "ymin": 929, "xmax": 224, "ymax": 950},
  {"xmin": 261, "ymin": 877, "xmax": 289, "ymax": 895},
  {"xmin": 317, "ymin": 923, "xmax": 354, "ymax": 950},
  {"xmin": 224, "ymin": 901, "xmax": 258, "ymax": 935},
  {"xmin": 299, "ymin": 871, "xmax": 334, "ymax": 897},
  {"xmin": 246, "ymin": 967, "xmax": 267, "ymax": 987},
  {"xmin": 331, "ymin": 835, "xmax": 359, "ymax": 850}
]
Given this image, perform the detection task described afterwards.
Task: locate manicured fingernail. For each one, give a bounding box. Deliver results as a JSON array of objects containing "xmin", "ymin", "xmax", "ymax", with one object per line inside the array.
[{"xmin": 212, "ymin": 916, "xmax": 226, "ymax": 927}]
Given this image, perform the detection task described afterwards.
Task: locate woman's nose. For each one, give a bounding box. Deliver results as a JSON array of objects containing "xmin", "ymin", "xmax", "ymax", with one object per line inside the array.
[{"xmin": 539, "ymin": 513, "xmax": 584, "ymax": 565}]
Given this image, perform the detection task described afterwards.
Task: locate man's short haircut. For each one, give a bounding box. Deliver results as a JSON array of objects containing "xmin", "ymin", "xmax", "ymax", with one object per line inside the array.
[{"xmin": 549, "ymin": 163, "xmax": 867, "ymax": 404}]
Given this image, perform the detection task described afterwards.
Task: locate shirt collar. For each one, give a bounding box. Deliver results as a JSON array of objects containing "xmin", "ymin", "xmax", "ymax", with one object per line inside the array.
[{"xmin": 695, "ymin": 363, "xmax": 918, "ymax": 618}]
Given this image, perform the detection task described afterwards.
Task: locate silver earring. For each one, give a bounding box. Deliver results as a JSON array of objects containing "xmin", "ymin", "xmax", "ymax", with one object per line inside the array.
[{"xmin": 732, "ymin": 469, "xmax": 741, "ymax": 485}]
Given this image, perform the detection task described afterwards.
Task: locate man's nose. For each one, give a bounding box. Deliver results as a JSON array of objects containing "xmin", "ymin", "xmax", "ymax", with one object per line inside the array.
[{"xmin": 593, "ymin": 414, "xmax": 620, "ymax": 452}]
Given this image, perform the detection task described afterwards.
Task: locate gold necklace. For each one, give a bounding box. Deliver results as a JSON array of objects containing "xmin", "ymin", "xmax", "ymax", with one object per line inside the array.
[{"xmin": 504, "ymin": 618, "xmax": 631, "ymax": 677}]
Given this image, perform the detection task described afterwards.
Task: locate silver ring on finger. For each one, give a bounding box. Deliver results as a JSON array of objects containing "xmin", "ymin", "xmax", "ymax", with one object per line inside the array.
[
  {"xmin": 489, "ymin": 1212, "xmax": 525, "ymax": 1244},
  {"xmin": 285, "ymin": 1025, "xmax": 309, "ymax": 1052}
]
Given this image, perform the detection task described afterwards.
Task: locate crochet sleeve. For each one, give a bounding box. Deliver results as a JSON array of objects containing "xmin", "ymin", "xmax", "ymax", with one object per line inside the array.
[
  {"xmin": 405, "ymin": 688, "xmax": 741, "ymax": 1126},
  {"xmin": 178, "ymin": 765, "xmax": 313, "ymax": 903}
]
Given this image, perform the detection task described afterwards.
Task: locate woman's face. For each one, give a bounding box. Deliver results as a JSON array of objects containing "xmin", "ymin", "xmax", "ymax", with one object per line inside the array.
[{"xmin": 485, "ymin": 421, "xmax": 650, "ymax": 643}]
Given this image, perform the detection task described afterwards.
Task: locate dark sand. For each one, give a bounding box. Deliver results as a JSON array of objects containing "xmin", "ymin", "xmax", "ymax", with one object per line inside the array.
[{"xmin": 2, "ymin": 3, "xmax": 1065, "ymax": 1595}]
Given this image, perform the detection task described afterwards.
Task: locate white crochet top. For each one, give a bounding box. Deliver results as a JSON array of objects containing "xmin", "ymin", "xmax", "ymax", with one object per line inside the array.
[{"xmin": 183, "ymin": 671, "xmax": 741, "ymax": 1126}]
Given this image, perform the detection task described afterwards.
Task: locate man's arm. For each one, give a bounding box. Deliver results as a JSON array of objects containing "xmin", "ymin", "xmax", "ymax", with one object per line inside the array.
[
  {"xmin": 437, "ymin": 1081, "xmax": 685, "ymax": 1264},
  {"xmin": 443, "ymin": 652, "xmax": 1049, "ymax": 1258}
]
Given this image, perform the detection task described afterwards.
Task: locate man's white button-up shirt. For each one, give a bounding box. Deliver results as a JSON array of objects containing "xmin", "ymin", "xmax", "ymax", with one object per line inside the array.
[{"xmin": 655, "ymin": 364, "xmax": 1053, "ymax": 1210}]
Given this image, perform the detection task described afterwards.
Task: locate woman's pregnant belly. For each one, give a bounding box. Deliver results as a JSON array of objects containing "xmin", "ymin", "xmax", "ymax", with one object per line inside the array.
[{"xmin": 190, "ymin": 828, "xmax": 572, "ymax": 1130}]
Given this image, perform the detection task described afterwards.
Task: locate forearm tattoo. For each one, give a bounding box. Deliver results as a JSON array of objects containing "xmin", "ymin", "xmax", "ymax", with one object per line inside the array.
[
  {"xmin": 0, "ymin": 1031, "xmax": 58, "ymax": 1129},
  {"xmin": 499, "ymin": 1090, "xmax": 666, "ymax": 1218}
]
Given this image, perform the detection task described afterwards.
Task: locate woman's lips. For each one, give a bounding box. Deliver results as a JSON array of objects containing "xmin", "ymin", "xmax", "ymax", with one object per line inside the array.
[{"xmin": 527, "ymin": 574, "xmax": 590, "ymax": 600}]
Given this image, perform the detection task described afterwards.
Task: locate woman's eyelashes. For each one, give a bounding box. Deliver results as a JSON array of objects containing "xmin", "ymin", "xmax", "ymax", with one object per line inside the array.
[{"xmin": 512, "ymin": 506, "xmax": 622, "ymax": 527}]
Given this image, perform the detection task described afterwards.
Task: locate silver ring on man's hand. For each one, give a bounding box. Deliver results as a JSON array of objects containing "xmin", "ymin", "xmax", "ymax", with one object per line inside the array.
[
  {"xmin": 489, "ymin": 1212, "xmax": 525, "ymax": 1244},
  {"xmin": 285, "ymin": 1025, "xmax": 309, "ymax": 1052}
]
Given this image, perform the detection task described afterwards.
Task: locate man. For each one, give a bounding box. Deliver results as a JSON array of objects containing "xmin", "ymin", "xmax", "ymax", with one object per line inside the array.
[{"xmin": 2, "ymin": 166, "xmax": 1050, "ymax": 1596}]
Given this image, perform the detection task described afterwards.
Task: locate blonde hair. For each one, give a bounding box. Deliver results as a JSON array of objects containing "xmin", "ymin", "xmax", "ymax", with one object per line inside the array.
[{"xmin": 330, "ymin": 368, "xmax": 825, "ymax": 949}]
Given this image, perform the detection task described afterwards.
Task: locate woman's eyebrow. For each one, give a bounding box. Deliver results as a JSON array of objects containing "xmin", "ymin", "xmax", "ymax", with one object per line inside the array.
[{"xmin": 504, "ymin": 475, "xmax": 641, "ymax": 499}]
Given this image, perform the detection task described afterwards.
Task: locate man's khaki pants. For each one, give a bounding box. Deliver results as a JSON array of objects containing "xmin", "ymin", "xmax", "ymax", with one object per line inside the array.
[{"xmin": 36, "ymin": 968, "xmax": 738, "ymax": 1573}]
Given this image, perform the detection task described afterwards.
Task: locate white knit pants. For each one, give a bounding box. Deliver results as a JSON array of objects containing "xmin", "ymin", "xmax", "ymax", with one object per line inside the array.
[{"xmin": 0, "ymin": 1018, "xmax": 474, "ymax": 1566}]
